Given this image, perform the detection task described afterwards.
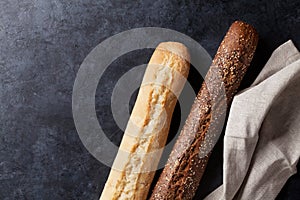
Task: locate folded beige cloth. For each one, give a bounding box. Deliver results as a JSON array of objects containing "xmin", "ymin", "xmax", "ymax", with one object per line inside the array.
[{"xmin": 205, "ymin": 40, "xmax": 300, "ymax": 200}]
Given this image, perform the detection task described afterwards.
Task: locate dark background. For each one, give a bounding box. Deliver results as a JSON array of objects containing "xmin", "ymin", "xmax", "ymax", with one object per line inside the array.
[{"xmin": 1, "ymin": 0, "xmax": 300, "ymax": 199}]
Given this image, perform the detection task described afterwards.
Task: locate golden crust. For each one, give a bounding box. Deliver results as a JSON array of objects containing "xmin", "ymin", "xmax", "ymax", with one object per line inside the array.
[{"xmin": 100, "ymin": 42, "xmax": 190, "ymax": 200}]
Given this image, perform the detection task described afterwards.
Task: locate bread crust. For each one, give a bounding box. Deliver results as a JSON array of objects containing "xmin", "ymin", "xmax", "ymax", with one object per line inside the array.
[
  {"xmin": 150, "ymin": 21, "xmax": 259, "ymax": 200},
  {"xmin": 100, "ymin": 42, "xmax": 190, "ymax": 200}
]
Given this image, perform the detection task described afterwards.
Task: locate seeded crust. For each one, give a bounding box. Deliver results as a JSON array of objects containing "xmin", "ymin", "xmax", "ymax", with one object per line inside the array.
[
  {"xmin": 150, "ymin": 21, "xmax": 259, "ymax": 200},
  {"xmin": 100, "ymin": 42, "xmax": 190, "ymax": 200}
]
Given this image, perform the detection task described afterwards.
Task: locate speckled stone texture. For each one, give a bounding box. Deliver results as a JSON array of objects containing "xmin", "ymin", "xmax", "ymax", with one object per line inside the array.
[{"xmin": 0, "ymin": 0, "xmax": 299, "ymax": 200}]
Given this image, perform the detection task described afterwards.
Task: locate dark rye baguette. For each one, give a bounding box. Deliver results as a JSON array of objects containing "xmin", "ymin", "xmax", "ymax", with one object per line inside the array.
[{"xmin": 150, "ymin": 21, "xmax": 259, "ymax": 200}]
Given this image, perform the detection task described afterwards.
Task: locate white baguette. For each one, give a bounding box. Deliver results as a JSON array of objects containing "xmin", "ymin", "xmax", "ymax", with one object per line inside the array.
[{"xmin": 100, "ymin": 42, "xmax": 190, "ymax": 200}]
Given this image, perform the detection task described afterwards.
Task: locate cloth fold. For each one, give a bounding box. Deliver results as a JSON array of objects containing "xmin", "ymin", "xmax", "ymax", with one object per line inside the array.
[{"xmin": 205, "ymin": 40, "xmax": 300, "ymax": 200}]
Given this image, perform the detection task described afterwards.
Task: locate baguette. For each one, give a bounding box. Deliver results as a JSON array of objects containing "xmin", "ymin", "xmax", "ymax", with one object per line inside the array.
[
  {"xmin": 100, "ymin": 42, "xmax": 190, "ymax": 200},
  {"xmin": 150, "ymin": 21, "xmax": 259, "ymax": 200}
]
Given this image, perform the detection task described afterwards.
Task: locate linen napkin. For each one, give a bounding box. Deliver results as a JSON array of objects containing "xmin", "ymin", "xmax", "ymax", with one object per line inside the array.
[{"xmin": 204, "ymin": 40, "xmax": 300, "ymax": 200}]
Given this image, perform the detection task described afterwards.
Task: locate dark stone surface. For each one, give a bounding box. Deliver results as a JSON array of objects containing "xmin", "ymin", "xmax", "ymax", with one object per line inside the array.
[{"xmin": 0, "ymin": 0, "xmax": 299, "ymax": 199}]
